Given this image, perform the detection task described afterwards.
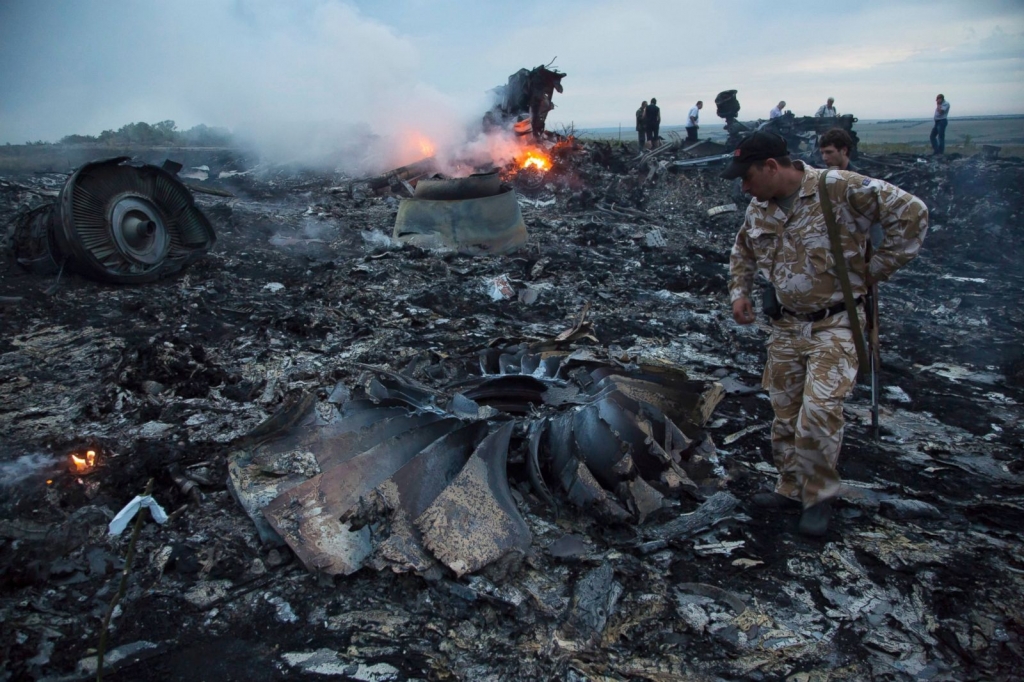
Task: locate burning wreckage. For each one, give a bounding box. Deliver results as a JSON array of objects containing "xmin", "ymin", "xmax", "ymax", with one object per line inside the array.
[
  {"xmin": 483, "ymin": 63, "xmax": 566, "ymax": 139},
  {"xmin": 2, "ymin": 71, "xmax": 1024, "ymax": 681}
]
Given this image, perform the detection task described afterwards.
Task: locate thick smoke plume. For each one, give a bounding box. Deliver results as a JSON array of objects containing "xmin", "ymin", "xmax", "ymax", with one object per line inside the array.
[{"xmin": 3, "ymin": 1, "xmax": 497, "ymax": 175}]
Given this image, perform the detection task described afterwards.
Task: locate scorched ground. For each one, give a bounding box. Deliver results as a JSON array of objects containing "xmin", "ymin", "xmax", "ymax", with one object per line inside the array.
[{"xmin": 1, "ymin": 144, "xmax": 1023, "ymax": 681}]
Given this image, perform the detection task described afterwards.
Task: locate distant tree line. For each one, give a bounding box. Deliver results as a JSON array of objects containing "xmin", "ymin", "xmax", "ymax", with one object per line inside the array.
[{"xmin": 56, "ymin": 120, "xmax": 234, "ymax": 147}]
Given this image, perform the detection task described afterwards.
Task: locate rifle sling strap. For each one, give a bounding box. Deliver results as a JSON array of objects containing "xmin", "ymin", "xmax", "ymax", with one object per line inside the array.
[{"xmin": 818, "ymin": 172, "xmax": 870, "ymax": 381}]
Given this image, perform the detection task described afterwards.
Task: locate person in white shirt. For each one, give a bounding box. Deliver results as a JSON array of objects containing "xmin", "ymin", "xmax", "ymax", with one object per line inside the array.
[
  {"xmin": 770, "ymin": 101, "xmax": 786, "ymax": 119},
  {"xmin": 815, "ymin": 97, "xmax": 838, "ymax": 117},
  {"xmin": 685, "ymin": 101, "xmax": 703, "ymax": 142}
]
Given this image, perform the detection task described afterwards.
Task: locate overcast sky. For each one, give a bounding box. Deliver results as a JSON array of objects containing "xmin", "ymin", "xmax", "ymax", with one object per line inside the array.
[{"xmin": 1, "ymin": 0, "xmax": 1022, "ymax": 146}]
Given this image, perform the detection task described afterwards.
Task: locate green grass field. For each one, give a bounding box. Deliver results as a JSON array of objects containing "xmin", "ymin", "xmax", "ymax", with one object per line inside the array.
[
  {"xmin": 856, "ymin": 117, "xmax": 1024, "ymax": 157},
  {"xmin": 578, "ymin": 116, "xmax": 1024, "ymax": 158},
  {"xmin": 856, "ymin": 117, "xmax": 1024, "ymax": 145}
]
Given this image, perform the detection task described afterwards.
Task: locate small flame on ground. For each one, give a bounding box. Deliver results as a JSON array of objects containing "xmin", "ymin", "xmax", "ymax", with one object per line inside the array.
[{"xmin": 70, "ymin": 449, "xmax": 96, "ymax": 473}]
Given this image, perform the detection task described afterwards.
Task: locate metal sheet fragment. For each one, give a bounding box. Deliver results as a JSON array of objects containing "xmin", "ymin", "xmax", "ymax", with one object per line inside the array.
[
  {"xmin": 263, "ymin": 418, "xmax": 462, "ymax": 575},
  {"xmin": 393, "ymin": 188, "xmax": 527, "ymax": 256},
  {"xmin": 526, "ymin": 418, "xmax": 557, "ymax": 508},
  {"xmin": 416, "ymin": 422, "xmax": 532, "ymax": 576},
  {"xmin": 413, "ymin": 171, "xmax": 500, "ymax": 200},
  {"xmin": 596, "ymin": 391, "xmax": 670, "ymax": 479},
  {"xmin": 315, "ymin": 412, "xmax": 444, "ymax": 470},
  {"xmin": 592, "ymin": 373, "xmax": 724, "ymax": 430},
  {"xmin": 642, "ymin": 492, "xmax": 742, "ymax": 543},
  {"xmin": 564, "ymin": 562, "xmax": 623, "ymax": 642},
  {"xmin": 360, "ymin": 422, "xmax": 489, "ymax": 575},
  {"xmin": 572, "ymin": 404, "xmax": 634, "ymax": 488},
  {"xmin": 461, "ymin": 375, "xmax": 550, "ymax": 413},
  {"xmin": 622, "ymin": 476, "xmax": 666, "ymax": 522},
  {"xmin": 561, "ymin": 459, "xmax": 632, "ymax": 522}
]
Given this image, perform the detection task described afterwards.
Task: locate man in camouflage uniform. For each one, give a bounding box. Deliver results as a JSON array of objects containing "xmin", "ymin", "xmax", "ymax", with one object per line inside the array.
[{"xmin": 723, "ymin": 132, "xmax": 928, "ymax": 536}]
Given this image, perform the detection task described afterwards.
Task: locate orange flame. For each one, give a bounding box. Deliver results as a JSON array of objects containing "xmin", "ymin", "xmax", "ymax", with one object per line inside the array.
[
  {"xmin": 519, "ymin": 151, "xmax": 551, "ymax": 171},
  {"xmin": 418, "ymin": 137, "xmax": 436, "ymax": 157},
  {"xmin": 70, "ymin": 449, "xmax": 96, "ymax": 473}
]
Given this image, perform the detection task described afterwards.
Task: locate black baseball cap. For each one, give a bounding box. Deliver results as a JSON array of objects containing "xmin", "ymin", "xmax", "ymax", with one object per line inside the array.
[{"xmin": 720, "ymin": 132, "xmax": 789, "ymax": 180}]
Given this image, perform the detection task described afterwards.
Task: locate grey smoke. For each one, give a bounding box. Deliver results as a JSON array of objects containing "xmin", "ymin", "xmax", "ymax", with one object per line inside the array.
[
  {"xmin": 0, "ymin": 1, "xmax": 488, "ymax": 173},
  {"xmin": 0, "ymin": 454, "xmax": 60, "ymax": 488}
]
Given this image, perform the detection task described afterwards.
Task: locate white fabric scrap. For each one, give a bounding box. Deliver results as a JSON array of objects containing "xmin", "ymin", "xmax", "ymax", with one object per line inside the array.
[
  {"xmin": 485, "ymin": 274, "xmax": 516, "ymax": 301},
  {"xmin": 108, "ymin": 495, "xmax": 169, "ymax": 535}
]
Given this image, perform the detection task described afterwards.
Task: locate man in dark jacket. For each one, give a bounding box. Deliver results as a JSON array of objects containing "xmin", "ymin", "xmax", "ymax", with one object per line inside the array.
[
  {"xmin": 818, "ymin": 128, "xmax": 858, "ymax": 172},
  {"xmin": 645, "ymin": 98, "xmax": 661, "ymax": 149}
]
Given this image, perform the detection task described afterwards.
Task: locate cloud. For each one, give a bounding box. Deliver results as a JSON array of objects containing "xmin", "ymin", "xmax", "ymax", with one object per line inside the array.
[
  {"xmin": 441, "ymin": 0, "xmax": 1024, "ymax": 123},
  {"xmin": 920, "ymin": 26, "xmax": 1024, "ymax": 64},
  {"xmin": 782, "ymin": 47, "xmax": 926, "ymax": 75},
  {"xmin": 2, "ymin": 0, "xmax": 1023, "ymax": 155}
]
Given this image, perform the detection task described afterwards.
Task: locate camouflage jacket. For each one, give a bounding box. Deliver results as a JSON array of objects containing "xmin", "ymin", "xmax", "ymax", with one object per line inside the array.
[{"xmin": 729, "ymin": 162, "xmax": 929, "ymax": 314}]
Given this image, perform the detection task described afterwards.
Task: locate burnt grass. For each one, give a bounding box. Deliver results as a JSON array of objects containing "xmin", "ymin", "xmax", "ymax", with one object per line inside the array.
[{"xmin": 1, "ymin": 146, "xmax": 1023, "ymax": 681}]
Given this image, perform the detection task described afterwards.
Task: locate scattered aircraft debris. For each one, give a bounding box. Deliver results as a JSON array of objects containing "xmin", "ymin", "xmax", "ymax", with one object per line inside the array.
[
  {"xmin": 229, "ymin": 339, "xmax": 725, "ymax": 577},
  {"xmin": 393, "ymin": 174, "xmax": 528, "ymax": 255},
  {"xmin": 484, "ymin": 63, "xmax": 566, "ymax": 137},
  {"xmin": 1, "ymin": 134, "xmax": 1022, "ymax": 681},
  {"xmin": 715, "ymin": 89, "xmax": 861, "ymax": 157},
  {"xmin": 359, "ymin": 156, "xmax": 438, "ymax": 195},
  {"xmin": 9, "ymin": 157, "xmax": 215, "ymax": 283}
]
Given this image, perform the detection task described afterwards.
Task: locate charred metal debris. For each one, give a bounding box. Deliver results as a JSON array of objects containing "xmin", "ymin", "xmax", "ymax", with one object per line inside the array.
[
  {"xmin": 229, "ymin": 335, "xmax": 726, "ymax": 578},
  {"xmin": 392, "ymin": 170, "xmax": 528, "ymax": 255},
  {"xmin": 484, "ymin": 63, "xmax": 566, "ymax": 138},
  {"xmin": 1, "ymin": 135, "xmax": 1024, "ymax": 680},
  {"xmin": 714, "ymin": 89, "xmax": 861, "ymax": 157},
  {"xmin": 8, "ymin": 157, "xmax": 215, "ymax": 284}
]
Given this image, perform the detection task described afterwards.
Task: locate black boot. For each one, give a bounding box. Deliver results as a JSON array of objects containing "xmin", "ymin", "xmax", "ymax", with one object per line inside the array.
[{"xmin": 798, "ymin": 501, "xmax": 832, "ymax": 536}]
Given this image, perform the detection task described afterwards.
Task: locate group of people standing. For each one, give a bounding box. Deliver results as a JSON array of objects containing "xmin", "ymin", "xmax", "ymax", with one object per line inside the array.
[
  {"xmin": 635, "ymin": 99, "xmax": 660, "ymax": 149},
  {"xmin": 635, "ymin": 99, "xmax": 704, "ymax": 150},
  {"xmin": 635, "ymin": 94, "xmax": 951, "ymax": 156},
  {"xmin": 633, "ymin": 95, "xmax": 847, "ymax": 153}
]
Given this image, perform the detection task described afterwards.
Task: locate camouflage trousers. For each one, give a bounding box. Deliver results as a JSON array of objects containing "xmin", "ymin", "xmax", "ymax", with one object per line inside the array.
[{"xmin": 761, "ymin": 313, "xmax": 860, "ymax": 508}]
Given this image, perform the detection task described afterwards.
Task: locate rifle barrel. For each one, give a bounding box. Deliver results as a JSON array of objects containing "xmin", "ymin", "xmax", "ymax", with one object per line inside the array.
[{"xmin": 867, "ymin": 283, "xmax": 881, "ymax": 440}]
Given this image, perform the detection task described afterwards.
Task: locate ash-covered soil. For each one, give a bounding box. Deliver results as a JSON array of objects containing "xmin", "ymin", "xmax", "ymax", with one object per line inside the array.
[{"xmin": 1, "ymin": 145, "xmax": 1022, "ymax": 681}]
